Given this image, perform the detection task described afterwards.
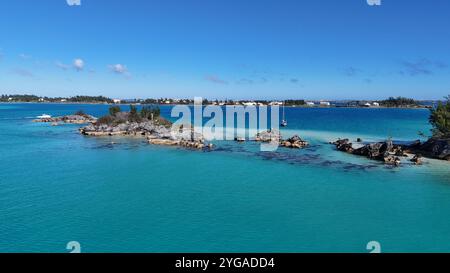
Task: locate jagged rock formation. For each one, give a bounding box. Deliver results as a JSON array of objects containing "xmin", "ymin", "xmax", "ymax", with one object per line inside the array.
[
  {"xmin": 281, "ymin": 135, "xmax": 309, "ymax": 149},
  {"xmin": 404, "ymin": 138, "xmax": 450, "ymax": 161},
  {"xmin": 33, "ymin": 114, "xmax": 97, "ymax": 124},
  {"xmin": 255, "ymin": 130, "xmax": 282, "ymax": 143},
  {"xmin": 332, "ymin": 139, "xmax": 402, "ymax": 166},
  {"xmin": 80, "ymin": 120, "xmax": 212, "ymax": 150},
  {"xmin": 254, "ymin": 131, "xmax": 309, "ymax": 149}
]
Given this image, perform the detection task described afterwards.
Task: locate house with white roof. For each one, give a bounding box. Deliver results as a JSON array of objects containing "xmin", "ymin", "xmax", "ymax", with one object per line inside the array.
[{"xmin": 269, "ymin": 101, "xmax": 283, "ymax": 106}]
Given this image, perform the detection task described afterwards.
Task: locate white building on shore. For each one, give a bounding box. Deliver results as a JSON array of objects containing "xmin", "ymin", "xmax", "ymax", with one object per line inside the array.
[{"xmin": 269, "ymin": 101, "xmax": 283, "ymax": 106}]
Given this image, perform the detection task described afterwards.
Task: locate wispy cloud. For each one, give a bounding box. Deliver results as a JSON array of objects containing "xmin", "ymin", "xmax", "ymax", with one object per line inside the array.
[
  {"xmin": 400, "ymin": 58, "xmax": 447, "ymax": 76},
  {"xmin": 342, "ymin": 66, "xmax": 360, "ymax": 77},
  {"xmin": 19, "ymin": 53, "xmax": 32, "ymax": 60},
  {"xmin": 236, "ymin": 78, "xmax": 254, "ymax": 85},
  {"xmin": 56, "ymin": 59, "xmax": 86, "ymax": 72},
  {"xmin": 236, "ymin": 77, "xmax": 269, "ymax": 85},
  {"xmin": 55, "ymin": 61, "xmax": 70, "ymax": 70},
  {"xmin": 290, "ymin": 78, "xmax": 300, "ymax": 83},
  {"xmin": 435, "ymin": 61, "xmax": 448, "ymax": 69},
  {"xmin": 12, "ymin": 68, "xmax": 34, "ymax": 78},
  {"xmin": 205, "ymin": 75, "xmax": 228, "ymax": 84}
]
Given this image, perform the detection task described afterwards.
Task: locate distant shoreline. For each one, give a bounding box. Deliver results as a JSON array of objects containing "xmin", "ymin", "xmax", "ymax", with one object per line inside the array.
[{"xmin": 0, "ymin": 101, "xmax": 432, "ymax": 109}]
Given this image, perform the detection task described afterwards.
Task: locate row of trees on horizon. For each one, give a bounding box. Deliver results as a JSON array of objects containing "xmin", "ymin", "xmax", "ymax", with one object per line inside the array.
[{"xmin": 1, "ymin": 94, "xmax": 447, "ymax": 106}]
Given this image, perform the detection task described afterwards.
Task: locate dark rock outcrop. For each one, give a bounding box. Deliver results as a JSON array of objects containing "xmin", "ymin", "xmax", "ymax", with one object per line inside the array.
[
  {"xmin": 353, "ymin": 140, "xmax": 393, "ymax": 160},
  {"xmin": 332, "ymin": 139, "xmax": 353, "ymax": 153},
  {"xmin": 410, "ymin": 154, "xmax": 423, "ymax": 165},
  {"xmin": 384, "ymin": 155, "xmax": 401, "ymax": 166},
  {"xmin": 408, "ymin": 138, "xmax": 450, "ymax": 161},
  {"xmin": 281, "ymin": 135, "xmax": 309, "ymax": 149},
  {"xmin": 332, "ymin": 139, "xmax": 402, "ymax": 166}
]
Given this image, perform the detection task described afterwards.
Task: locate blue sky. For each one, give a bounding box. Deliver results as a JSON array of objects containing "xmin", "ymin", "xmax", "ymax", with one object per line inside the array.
[{"xmin": 0, "ymin": 0, "xmax": 449, "ymax": 100}]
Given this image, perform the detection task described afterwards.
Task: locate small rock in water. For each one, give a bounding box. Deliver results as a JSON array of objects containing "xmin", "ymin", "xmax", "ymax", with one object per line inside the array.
[
  {"xmin": 255, "ymin": 129, "xmax": 282, "ymax": 142},
  {"xmin": 410, "ymin": 154, "xmax": 423, "ymax": 165},
  {"xmin": 34, "ymin": 114, "xmax": 97, "ymax": 124},
  {"xmin": 281, "ymin": 135, "xmax": 309, "ymax": 149},
  {"xmin": 384, "ymin": 155, "xmax": 401, "ymax": 166}
]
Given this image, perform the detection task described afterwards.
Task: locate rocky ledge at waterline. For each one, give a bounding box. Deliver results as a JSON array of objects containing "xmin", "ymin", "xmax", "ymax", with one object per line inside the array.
[
  {"xmin": 254, "ymin": 130, "xmax": 309, "ymax": 149},
  {"xmin": 331, "ymin": 139, "xmax": 421, "ymax": 166},
  {"xmin": 404, "ymin": 137, "xmax": 450, "ymax": 161},
  {"xmin": 33, "ymin": 114, "xmax": 97, "ymax": 124},
  {"xmin": 79, "ymin": 120, "xmax": 212, "ymax": 150},
  {"xmin": 332, "ymin": 137, "xmax": 450, "ymax": 165}
]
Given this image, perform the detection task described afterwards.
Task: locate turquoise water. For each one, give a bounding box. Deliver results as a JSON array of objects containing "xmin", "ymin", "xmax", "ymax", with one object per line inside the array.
[{"xmin": 0, "ymin": 103, "xmax": 449, "ymax": 253}]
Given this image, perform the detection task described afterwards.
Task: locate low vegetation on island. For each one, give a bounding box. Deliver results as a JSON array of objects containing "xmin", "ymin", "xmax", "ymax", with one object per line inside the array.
[
  {"xmin": 378, "ymin": 97, "xmax": 419, "ymax": 108},
  {"xmin": 79, "ymin": 105, "xmax": 212, "ymax": 150},
  {"xmin": 410, "ymin": 95, "xmax": 450, "ymax": 160},
  {"xmin": 429, "ymin": 95, "xmax": 450, "ymax": 138},
  {"xmin": 95, "ymin": 105, "xmax": 169, "ymax": 127}
]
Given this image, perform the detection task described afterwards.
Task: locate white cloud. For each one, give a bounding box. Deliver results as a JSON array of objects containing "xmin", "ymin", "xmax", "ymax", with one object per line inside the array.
[
  {"xmin": 66, "ymin": 0, "xmax": 81, "ymax": 6},
  {"xmin": 109, "ymin": 64, "xmax": 129, "ymax": 75},
  {"xmin": 110, "ymin": 64, "xmax": 127, "ymax": 74},
  {"xmin": 73, "ymin": 58, "xmax": 84, "ymax": 71}
]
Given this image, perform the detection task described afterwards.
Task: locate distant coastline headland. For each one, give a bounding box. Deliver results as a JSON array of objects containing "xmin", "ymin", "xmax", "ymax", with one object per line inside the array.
[{"xmin": 0, "ymin": 94, "xmax": 440, "ymax": 108}]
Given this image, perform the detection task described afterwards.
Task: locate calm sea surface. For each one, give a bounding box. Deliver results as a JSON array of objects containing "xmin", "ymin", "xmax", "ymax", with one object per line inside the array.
[{"xmin": 0, "ymin": 103, "xmax": 449, "ymax": 253}]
